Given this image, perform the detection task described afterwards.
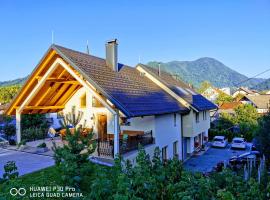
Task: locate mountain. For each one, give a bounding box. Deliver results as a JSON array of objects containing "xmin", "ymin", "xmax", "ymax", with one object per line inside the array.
[
  {"xmin": 0, "ymin": 57, "xmax": 265, "ymax": 90},
  {"xmin": 147, "ymin": 57, "xmax": 264, "ymax": 89},
  {"xmin": 252, "ymin": 78, "xmax": 270, "ymax": 91},
  {"xmin": 0, "ymin": 77, "xmax": 27, "ymax": 87}
]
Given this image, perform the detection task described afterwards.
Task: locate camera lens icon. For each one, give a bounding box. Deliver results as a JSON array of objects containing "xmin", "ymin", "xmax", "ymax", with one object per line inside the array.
[{"xmin": 10, "ymin": 188, "xmax": 26, "ymax": 196}]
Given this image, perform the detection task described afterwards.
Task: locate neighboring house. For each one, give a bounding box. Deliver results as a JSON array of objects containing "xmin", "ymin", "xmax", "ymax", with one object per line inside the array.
[
  {"xmin": 201, "ymin": 86, "xmax": 220, "ymax": 102},
  {"xmin": 201, "ymin": 86, "xmax": 230, "ymax": 102},
  {"xmin": 239, "ymin": 95, "xmax": 270, "ymax": 114},
  {"xmin": 220, "ymin": 87, "xmax": 231, "ymax": 96},
  {"xmin": 232, "ymin": 87, "xmax": 259, "ymax": 98},
  {"xmin": 5, "ymin": 40, "xmax": 217, "ymax": 163},
  {"xmin": 218, "ymin": 102, "xmax": 242, "ymax": 116}
]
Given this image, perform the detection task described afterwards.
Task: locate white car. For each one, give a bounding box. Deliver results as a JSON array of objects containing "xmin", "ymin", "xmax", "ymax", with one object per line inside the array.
[
  {"xmin": 231, "ymin": 137, "xmax": 246, "ymax": 149},
  {"xmin": 212, "ymin": 136, "xmax": 228, "ymax": 148}
]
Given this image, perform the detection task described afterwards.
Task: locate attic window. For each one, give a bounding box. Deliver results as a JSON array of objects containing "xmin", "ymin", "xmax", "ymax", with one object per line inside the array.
[
  {"xmin": 80, "ymin": 93, "xmax": 86, "ymax": 108},
  {"xmin": 92, "ymin": 96, "xmax": 104, "ymax": 107}
]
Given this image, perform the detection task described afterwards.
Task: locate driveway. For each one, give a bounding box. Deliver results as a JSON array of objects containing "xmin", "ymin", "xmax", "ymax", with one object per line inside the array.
[
  {"xmin": 0, "ymin": 148, "xmax": 54, "ymax": 177},
  {"xmin": 183, "ymin": 143, "xmax": 252, "ymax": 172}
]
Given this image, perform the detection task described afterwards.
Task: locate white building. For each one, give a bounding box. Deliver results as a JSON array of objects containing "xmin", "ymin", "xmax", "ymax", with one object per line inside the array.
[{"xmin": 5, "ymin": 40, "xmax": 217, "ymax": 163}]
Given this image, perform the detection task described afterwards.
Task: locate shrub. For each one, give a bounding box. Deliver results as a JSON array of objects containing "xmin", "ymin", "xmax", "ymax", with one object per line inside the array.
[
  {"xmin": 3, "ymin": 124, "xmax": 16, "ymax": 141},
  {"xmin": 2, "ymin": 161, "xmax": 19, "ymax": 181},
  {"xmin": 37, "ymin": 142, "xmax": 47, "ymax": 148},
  {"xmin": 22, "ymin": 127, "xmax": 48, "ymax": 142},
  {"xmin": 52, "ymin": 127, "xmax": 96, "ymax": 189},
  {"xmin": 209, "ymin": 129, "xmax": 235, "ymax": 142}
]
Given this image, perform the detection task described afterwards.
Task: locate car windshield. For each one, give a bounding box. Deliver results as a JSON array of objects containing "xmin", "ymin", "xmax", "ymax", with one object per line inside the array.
[
  {"xmin": 233, "ymin": 139, "xmax": 244, "ymax": 143},
  {"xmin": 214, "ymin": 138, "xmax": 223, "ymax": 142},
  {"xmin": 238, "ymin": 152, "xmax": 251, "ymax": 158}
]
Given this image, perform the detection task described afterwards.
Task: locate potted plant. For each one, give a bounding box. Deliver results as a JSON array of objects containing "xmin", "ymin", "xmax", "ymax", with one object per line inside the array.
[{"xmin": 36, "ymin": 142, "xmax": 49, "ymax": 153}]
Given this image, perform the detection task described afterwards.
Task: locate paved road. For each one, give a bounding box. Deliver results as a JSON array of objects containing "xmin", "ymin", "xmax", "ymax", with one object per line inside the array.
[
  {"xmin": 0, "ymin": 148, "xmax": 54, "ymax": 177},
  {"xmin": 183, "ymin": 143, "xmax": 251, "ymax": 173}
]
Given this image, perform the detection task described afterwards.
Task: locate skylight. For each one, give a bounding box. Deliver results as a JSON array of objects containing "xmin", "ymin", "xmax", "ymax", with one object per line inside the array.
[
  {"xmin": 185, "ymin": 88, "xmax": 197, "ymax": 95},
  {"xmin": 176, "ymin": 87, "xmax": 189, "ymax": 95}
]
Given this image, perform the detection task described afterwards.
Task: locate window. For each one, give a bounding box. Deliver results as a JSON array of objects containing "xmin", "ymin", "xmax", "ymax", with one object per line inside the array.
[
  {"xmin": 173, "ymin": 141, "xmax": 178, "ymax": 158},
  {"xmin": 195, "ymin": 112, "xmax": 199, "ymax": 123},
  {"xmin": 173, "ymin": 113, "xmax": 177, "ymax": 127},
  {"xmin": 162, "ymin": 146, "xmax": 168, "ymax": 162},
  {"xmin": 203, "ymin": 111, "xmax": 207, "ymax": 120},
  {"xmin": 92, "ymin": 96, "xmax": 103, "ymax": 107},
  {"xmin": 80, "ymin": 93, "xmax": 86, "ymax": 108}
]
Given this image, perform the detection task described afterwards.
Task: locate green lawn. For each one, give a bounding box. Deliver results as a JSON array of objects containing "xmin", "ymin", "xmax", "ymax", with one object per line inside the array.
[
  {"xmin": 0, "ymin": 164, "xmax": 107, "ymax": 200},
  {"xmin": 0, "ymin": 166, "xmax": 65, "ymax": 200}
]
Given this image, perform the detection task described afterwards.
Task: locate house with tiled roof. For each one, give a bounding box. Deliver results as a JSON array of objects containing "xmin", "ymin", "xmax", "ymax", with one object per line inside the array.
[
  {"xmin": 232, "ymin": 87, "xmax": 259, "ymax": 98},
  {"xmin": 239, "ymin": 94, "xmax": 270, "ymax": 114},
  {"xmin": 5, "ymin": 40, "xmax": 217, "ymax": 163},
  {"xmin": 218, "ymin": 102, "xmax": 242, "ymax": 115}
]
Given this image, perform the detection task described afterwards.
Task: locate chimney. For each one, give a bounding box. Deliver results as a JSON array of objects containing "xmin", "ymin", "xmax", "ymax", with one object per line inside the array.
[{"xmin": 106, "ymin": 39, "xmax": 118, "ymax": 72}]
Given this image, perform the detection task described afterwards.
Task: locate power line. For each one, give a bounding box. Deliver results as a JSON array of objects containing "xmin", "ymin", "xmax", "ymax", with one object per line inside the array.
[{"xmin": 234, "ymin": 68, "xmax": 270, "ymax": 87}]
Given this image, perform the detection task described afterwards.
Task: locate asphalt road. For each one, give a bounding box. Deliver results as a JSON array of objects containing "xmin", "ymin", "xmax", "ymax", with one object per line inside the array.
[
  {"xmin": 183, "ymin": 143, "xmax": 252, "ymax": 172},
  {"xmin": 0, "ymin": 148, "xmax": 54, "ymax": 177}
]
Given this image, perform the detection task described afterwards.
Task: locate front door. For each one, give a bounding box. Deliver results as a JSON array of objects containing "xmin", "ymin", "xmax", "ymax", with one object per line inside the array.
[{"xmin": 97, "ymin": 114, "xmax": 107, "ymax": 141}]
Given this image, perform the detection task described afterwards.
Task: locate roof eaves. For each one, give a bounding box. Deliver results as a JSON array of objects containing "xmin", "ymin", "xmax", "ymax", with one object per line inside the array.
[{"xmin": 5, "ymin": 45, "xmax": 56, "ymax": 115}]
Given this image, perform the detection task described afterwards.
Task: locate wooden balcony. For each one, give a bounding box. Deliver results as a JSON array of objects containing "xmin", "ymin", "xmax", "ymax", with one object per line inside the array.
[{"xmin": 96, "ymin": 130, "xmax": 154, "ymax": 158}]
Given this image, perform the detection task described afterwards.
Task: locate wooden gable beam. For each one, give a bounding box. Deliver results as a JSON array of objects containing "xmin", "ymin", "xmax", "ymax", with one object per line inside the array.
[
  {"xmin": 56, "ymin": 59, "xmax": 116, "ymax": 115},
  {"xmin": 16, "ymin": 106, "xmax": 64, "ymax": 110},
  {"xmin": 36, "ymin": 77, "xmax": 79, "ymax": 84},
  {"xmin": 17, "ymin": 58, "xmax": 62, "ymax": 114}
]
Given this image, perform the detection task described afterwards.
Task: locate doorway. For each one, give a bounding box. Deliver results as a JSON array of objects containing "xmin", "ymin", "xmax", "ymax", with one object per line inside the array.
[{"xmin": 97, "ymin": 114, "xmax": 107, "ymax": 141}]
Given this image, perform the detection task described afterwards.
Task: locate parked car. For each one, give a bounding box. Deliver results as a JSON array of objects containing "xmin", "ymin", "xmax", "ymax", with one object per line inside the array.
[
  {"xmin": 212, "ymin": 136, "xmax": 228, "ymax": 148},
  {"xmin": 231, "ymin": 137, "xmax": 246, "ymax": 149},
  {"xmin": 229, "ymin": 151, "xmax": 261, "ymax": 169}
]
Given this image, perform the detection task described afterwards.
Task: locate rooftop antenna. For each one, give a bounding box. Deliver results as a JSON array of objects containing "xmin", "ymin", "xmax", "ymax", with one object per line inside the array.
[
  {"xmin": 51, "ymin": 30, "xmax": 54, "ymax": 44},
  {"xmin": 138, "ymin": 54, "xmax": 141, "ymax": 63},
  {"xmin": 158, "ymin": 62, "xmax": 161, "ymax": 76},
  {"xmin": 86, "ymin": 40, "xmax": 90, "ymax": 54}
]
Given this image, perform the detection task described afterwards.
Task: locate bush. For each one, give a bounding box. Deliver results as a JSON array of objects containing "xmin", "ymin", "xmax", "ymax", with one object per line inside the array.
[
  {"xmin": 52, "ymin": 127, "xmax": 96, "ymax": 189},
  {"xmin": 21, "ymin": 114, "xmax": 48, "ymax": 130},
  {"xmin": 209, "ymin": 129, "xmax": 236, "ymax": 142},
  {"xmin": 3, "ymin": 124, "xmax": 16, "ymax": 141},
  {"xmin": 22, "ymin": 127, "xmax": 48, "ymax": 142},
  {"xmin": 2, "ymin": 161, "xmax": 19, "ymax": 181},
  {"xmin": 37, "ymin": 142, "xmax": 47, "ymax": 148}
]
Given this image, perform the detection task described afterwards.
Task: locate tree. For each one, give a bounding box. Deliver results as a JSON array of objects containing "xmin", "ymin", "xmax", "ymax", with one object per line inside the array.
[
  {"xmin": 234, "ymin": 104, "xmax": 259, "ymax": 141},
  {"xmin": 215, "ymin": 104, "xmax": 259, "ymax": 141},
  {"xmin": 197, "ymin": 81, "xmax": 212, "ymax": 94},
  {"xmin": 0, "ymin": 85, "xmax": 21, "ymax": 104},
  {"xmin": 215, "ymin": 92, "xmax": 233, "ymax": 105},
  {"xmin": 255, "ymin": 113, "xmax": 270, "ymax": 167}
]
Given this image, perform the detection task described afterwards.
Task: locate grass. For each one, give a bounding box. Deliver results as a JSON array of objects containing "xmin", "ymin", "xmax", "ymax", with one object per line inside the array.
[
  {"xmin": 0, "ymin": 166, "xmax": 64, "ymax": 200},
  {"xmin": 0, "ymin": 163, "xmax": 108, "ymax": 200}
]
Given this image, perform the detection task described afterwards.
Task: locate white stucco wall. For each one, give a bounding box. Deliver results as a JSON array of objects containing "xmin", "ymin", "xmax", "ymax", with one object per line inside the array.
[
  {"xmin": 121, "ymin": 116, "xmax": 155, "ymax": 134},
  {"xmin": 183, "ymin": 110, "xmax": 210, "ymax": 154},
  {"xmin": 62, "ymin": 87, "xmax": 115, "ymax": 138},
  {"xmin": 154, "ymin": 113, "xmax": 182, "ymax": 160},
  {"xmin": 183, "ymin": 111, "xmax": 210, "ymax": 138}
]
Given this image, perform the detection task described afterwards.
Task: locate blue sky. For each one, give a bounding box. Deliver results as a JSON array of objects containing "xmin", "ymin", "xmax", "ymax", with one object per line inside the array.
[{"xmin": 0, "ymin": 0, "xmax": 270, "ymax": 81}]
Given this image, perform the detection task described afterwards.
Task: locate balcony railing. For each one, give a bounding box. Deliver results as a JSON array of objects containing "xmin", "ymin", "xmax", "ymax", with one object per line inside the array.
[{"xmin": 96, "ymin": 130, "xmax": 154, "ymax": 158}]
